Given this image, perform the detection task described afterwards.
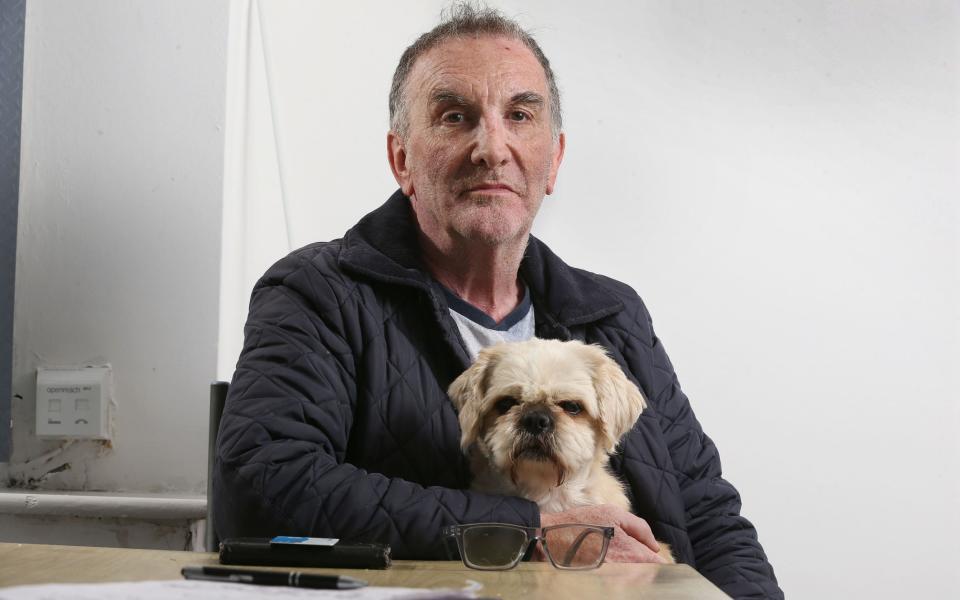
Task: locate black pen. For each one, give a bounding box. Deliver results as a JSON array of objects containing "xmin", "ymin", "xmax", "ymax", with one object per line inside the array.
[{"xmin": 181, "ymin": 565, "xmax": 367, "ymax": 589}]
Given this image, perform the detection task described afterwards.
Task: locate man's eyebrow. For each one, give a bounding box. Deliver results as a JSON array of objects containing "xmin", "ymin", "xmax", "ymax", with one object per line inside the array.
[
  {"xmin": 430, "ymin": 90, "xmax": 470, "ymax": 106},
  {"xmin": 510, "ymin": 91, "xmax": 545, "ymax": 107}
]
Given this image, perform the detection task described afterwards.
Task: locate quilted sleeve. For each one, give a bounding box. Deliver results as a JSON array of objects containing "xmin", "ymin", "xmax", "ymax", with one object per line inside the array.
[
  {"xmin": 212, "ymin": 254, "xmax": 539, "ymax": 558},
  {"xmin": 641, "ymin": 305, "xmax": 784, "ymax": 600}
]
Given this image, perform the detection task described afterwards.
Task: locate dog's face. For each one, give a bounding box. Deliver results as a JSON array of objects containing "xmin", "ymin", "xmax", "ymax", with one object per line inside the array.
[{"xmin": 448, "ymin": 339, "xmax": 646, "ymax": 493}]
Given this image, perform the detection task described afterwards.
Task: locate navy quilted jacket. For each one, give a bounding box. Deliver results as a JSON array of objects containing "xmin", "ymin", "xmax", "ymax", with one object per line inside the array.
[{"xmin": 214, "ymin": 191, "xmax": 783, "ymax": 599}]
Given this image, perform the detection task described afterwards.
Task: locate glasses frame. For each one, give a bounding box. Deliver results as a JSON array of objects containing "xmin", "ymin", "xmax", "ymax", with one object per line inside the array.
[{"xmin": 443, "ymin": 522, "xmax": 615, "ymax": 571}]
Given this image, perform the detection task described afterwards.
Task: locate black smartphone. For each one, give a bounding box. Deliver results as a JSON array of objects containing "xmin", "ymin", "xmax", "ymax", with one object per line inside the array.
[{"xmin": 219, "ymin": 536, "xmax": 392, "ymax": 569}]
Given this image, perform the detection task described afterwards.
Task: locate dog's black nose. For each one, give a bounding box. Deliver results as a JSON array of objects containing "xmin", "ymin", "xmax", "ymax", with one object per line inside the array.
[{"xmin": 520, "ymin": 409, "xmax": 553, "ymax": 434}]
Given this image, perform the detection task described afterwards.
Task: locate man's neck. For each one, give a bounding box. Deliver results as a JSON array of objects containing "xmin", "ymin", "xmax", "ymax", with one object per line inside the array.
[{"xmin": 418, "ymin": 231, "xmax": 527, "ymax": 324}]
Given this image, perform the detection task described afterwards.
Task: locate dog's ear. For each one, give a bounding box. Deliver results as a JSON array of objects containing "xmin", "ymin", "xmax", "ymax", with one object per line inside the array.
[
  {"xmin": 448, "ymin": 347, "xmax": 502, "ymax": 450},
  {"xmin": 587, "ymin": 345, "xmax": 647, "ymax": 452}
]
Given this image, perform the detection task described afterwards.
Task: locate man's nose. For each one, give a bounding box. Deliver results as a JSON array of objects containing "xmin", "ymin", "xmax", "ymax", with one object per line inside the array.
[
  {"xmin": 470, "ymin": 116, "xmax": 511, "ymax": 168},
  {"xmin": 520, "ymin": 408, "xmax": 553, "ymax": 435}
]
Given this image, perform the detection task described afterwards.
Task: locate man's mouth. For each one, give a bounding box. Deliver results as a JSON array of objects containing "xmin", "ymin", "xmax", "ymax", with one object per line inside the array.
[{"xmin": 465, "ymin": 183, "xmax": 515, "ymax": 194}]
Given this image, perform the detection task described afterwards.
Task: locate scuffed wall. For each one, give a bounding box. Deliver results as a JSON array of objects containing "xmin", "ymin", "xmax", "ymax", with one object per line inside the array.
[
  {"xmin": 0, "ymin": 514, "xmax": 193, "ymax": 550},
  {"xmin": 5, "ymin": 438, "xmax": 112, "ymax": 490}
]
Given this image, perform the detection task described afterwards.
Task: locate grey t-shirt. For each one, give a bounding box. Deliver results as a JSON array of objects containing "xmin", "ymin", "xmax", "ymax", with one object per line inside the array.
[{"xmin": 438, "ymin": 283, "xmax": 535, "ymax": 362}]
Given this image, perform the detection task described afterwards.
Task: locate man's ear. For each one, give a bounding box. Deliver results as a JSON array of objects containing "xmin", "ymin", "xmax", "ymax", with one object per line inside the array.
[
  {"xmin": 387, "ymin": 131, "xmax": 414, "ymax": 196},
  {"xmin": 545, "ymin": 131, "xmax": 565, "ymax": 195},
  {"xmin": 587, "ymin": 344, "xmax": 646, "ymax": 452},
  {"xmin": 447, "ymin": 347, "xmax": 502, "ymax": 450}
]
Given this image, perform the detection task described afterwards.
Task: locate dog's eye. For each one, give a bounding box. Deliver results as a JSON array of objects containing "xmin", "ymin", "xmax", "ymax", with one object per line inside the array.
[
  {"xmin": 494, "ymin": 397, "xmax": 519, "ymax": 415},
  {"xmin": 559, "ymin": 401, "xmax": 583, "ymax": 416}
]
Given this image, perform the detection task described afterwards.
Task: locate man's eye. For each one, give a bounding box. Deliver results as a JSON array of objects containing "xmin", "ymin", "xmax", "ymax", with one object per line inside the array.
[
  {"xmin": 559, "ymin": 401, "xmax": 582, "ymax": 416},
  {"xmin": 494, "ymin": 397, "xmax": 519, "ymax": 415},
  {"xmin": 509, "ymin": 111, "xmax": 529, "ymax": 122},
  {"xmin": 442, "ymin": 112, "xmax": 465, "ymax": 123}
]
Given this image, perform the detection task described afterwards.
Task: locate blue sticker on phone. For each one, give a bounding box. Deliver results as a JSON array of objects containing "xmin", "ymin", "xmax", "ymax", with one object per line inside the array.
[{"xmin": 270, "ymin": 536, "xmax": 339, "ymax": 546}]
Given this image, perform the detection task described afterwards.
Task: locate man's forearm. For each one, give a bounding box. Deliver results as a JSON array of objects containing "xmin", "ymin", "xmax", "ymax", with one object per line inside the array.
[{"xmin": 214, "ymin": 430, "xmax": 539, "ymax": 558}]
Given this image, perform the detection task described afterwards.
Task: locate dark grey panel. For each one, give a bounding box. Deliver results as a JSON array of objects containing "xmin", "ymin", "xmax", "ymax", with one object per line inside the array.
[{"xmin": 0, "ymin": 0, "xmax": 25, "ymax": 462}]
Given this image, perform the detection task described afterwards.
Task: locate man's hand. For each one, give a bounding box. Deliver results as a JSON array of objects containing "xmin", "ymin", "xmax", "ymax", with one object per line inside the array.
[{"xmin": 539, "ymin": 504, "xmax": 667, "ymax": 564}]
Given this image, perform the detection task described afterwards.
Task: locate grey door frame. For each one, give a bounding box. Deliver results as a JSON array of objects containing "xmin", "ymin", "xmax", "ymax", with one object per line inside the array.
[{"xmin": 1, "ymin": 0, "xmax": 26, "ymax": 462}]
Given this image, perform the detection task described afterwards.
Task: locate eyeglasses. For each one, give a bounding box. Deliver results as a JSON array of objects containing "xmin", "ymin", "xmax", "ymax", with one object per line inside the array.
[{"xmin": 443, "ymin": 522, "xmax": 614, "ymax": 570}]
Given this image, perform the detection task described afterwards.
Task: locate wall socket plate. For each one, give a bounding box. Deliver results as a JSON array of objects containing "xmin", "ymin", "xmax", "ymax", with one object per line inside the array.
[{"xmin": 35, "ymin": 367, "xmax": 112, "ymax": 439}]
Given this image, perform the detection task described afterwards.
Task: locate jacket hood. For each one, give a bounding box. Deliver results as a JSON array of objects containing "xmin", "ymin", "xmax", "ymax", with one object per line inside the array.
[{"xmin": 339, "ymin": 189, "xmax": 624, "ymax": 328}]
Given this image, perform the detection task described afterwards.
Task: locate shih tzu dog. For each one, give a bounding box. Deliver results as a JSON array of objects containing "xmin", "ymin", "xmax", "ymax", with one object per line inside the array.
[{"xmin": 448, "ymin": 338, "xmax": 674, "ymax": 563}]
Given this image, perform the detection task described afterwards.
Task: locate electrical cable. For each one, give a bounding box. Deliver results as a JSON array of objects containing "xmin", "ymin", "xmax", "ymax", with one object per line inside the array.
[{"xmin": 253, "ymin": 0, "xmax": 293, "ymax": 251}]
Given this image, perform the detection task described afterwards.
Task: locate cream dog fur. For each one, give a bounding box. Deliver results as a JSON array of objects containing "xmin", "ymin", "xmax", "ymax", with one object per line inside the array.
[{"xmin": 448, "ymin": 338, "xmax": 674, "ymax": 563}]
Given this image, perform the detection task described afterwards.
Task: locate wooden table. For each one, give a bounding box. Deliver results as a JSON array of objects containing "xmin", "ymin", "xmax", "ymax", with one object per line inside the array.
[{"xmin": 0, "ymin": 542, "xmax": 729, "ymax": 599}]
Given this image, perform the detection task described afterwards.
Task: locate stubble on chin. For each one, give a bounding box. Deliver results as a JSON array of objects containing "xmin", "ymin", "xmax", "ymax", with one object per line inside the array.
[{"xmin": 449, "ymin": 198, "xmax": 534, "ymax": 246}]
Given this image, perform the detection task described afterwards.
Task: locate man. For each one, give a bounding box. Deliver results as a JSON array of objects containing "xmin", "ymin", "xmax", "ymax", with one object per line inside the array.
[{"xmin": 214, "ymin": 6, "xmax": 782, "ymax": 599}]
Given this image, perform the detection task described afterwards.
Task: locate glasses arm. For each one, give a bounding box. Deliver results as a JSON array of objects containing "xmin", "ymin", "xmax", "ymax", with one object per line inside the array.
[
  {"xmin": 560, "ymin": 527, "xmax": 597, "ymax": 567},
  {"xmin": 442, "ymin": 531, "xmax": 461, "ymax": 561}
]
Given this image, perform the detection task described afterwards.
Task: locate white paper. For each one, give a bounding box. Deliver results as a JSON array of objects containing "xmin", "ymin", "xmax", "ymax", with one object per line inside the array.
[{"xmin": 0, "ymin": 579, "xmax": 481, "ymax": 600}]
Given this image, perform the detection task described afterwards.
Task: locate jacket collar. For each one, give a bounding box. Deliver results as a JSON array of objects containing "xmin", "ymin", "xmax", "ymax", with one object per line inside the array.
[{"xmin": 339, "ymin": 190, "xmax": 624, "ymax": 327}]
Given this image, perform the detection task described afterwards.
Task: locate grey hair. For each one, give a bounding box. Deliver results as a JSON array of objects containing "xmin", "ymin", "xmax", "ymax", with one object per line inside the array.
[{"xmin": 389, "ymin": 2, "xmax": 562, "ymax": 140}]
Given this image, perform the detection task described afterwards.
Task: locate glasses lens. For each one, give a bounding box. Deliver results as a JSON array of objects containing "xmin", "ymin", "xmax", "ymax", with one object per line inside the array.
[
  {"xmin": 543, "ymin": 525, "xmax": 608, "ymax": 569},
  {"xmin": 461, "ymin": 525, "xmax": 529, "ymax": 569}
]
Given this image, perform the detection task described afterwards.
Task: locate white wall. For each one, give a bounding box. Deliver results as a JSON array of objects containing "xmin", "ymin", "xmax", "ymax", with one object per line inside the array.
[
  {"xmin": 224, "ymin": 1, "xmax": 959, "ymax": 598},
  {"xmin": 8, "ymin": 0, "xmax": 229, "ymax": 502}
]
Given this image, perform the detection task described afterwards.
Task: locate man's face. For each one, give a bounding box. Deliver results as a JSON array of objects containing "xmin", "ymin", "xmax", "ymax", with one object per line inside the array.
[{"xmin": 388, "ymin": 35, "xmax": 565, "ymax": 247}]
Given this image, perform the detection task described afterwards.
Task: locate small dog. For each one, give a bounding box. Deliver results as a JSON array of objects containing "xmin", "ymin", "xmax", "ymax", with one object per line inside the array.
[{"xmin": 448, "ymin": 338, "xmax": 674, "ymax": 563}]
